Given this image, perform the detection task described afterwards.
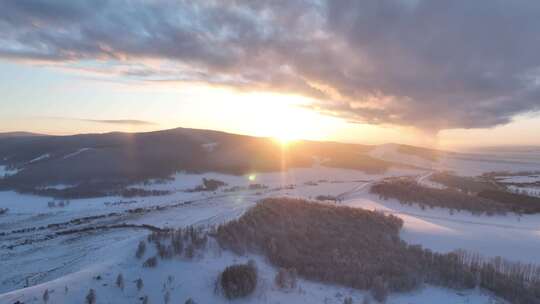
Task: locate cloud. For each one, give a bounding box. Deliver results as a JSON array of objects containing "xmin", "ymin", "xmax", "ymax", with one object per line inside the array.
[
  {"xmin": 2, "ymin": 0, "xmax": 540, "ymax": 130},
  {"xmin": 82, "ymin": 119, "xmax": 157, "ymax": 126},
  {"xmin": 36, "ymin": 116, "xmax": 157, "ymax": 126}
]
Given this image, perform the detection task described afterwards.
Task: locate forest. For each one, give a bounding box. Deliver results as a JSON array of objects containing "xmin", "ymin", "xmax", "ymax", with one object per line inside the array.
[
  {"xmin": 216, "ymin": 198, "xmax": 540, "ymax": 303},
  {"xmin": 370, "ymin": 178, "xmax": 507, "ymax": 215}
]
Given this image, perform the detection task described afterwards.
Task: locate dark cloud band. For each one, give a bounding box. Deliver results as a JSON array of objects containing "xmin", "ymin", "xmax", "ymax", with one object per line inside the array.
[{"xmin": 83, "ymin": 119, "xmax": 156, "ymax": 126}]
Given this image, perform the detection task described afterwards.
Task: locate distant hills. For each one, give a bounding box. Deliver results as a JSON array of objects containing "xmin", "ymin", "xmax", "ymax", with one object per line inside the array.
[
  {"xmin": 0, "ymin": 132, "xmax": 45, "ymax": 138},
  {"xmin": 0, "ymin": 127, "xmax": 419, "ymax": 198}
]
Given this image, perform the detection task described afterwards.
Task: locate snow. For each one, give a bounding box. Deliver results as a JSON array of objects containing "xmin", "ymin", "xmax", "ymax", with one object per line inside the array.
[
  {"xmin": 0, "ymin": 237, "xmax": 503, "ymax": 304},
  {"xmin": 507, "ymin": 185, "xmax": 540, "ymax": 197},
  {"xmin": 345, "ymin": 194, "xmax": 540, "ymax": 264},
  {"xmin": 370, "ymin": 144, "xmax": 540, "ymax": 176},
  {"xmin": 201, "ymin": 142, "xmax": 219, "ymax": 152},
  {"xmin": 0, "ymin": 166, "xmax": 18, "ymax": 178},
  {"xmin": 37, "ymin": 184, "xmax": 76, "ymax": 190},
  {"xmin": 370, "ymin": 143, "xmax": 435, "ymax": 169},
  {"xmin": 1, "ymin": 160, "xmax": 536, "ymax": 303},
  {"xmin": 63, "ymin": 148, "xmax": 92, "ymax": 159},
  {"xmin": 496, "ymin": 175, "xmax": 540, "ymax": 183},
  {"xmin": 417, "ymin": 172, "xmax": 447, "ymax": 189},
  {"xmin": 28, "ymin": 153, "xmax": 50, "ymax": 163}
]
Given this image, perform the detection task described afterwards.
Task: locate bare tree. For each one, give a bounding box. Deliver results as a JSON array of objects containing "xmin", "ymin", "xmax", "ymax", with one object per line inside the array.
[
  {"xmin": 164, "ymin": 290, "xmax": 171, "ymax": 304},
  {"xmin": 116, "ymin": 273, "xmax": 124, "ymax": 291},
  {"xmin": 136, "ymin": 240, "xmax": 146, "ymax": 259},
  {"xmin": 42, "ymin": 289, "xmax": 49, "ymax": 303},
  {"xmin": 371, "ymin": 277, "xmax": 388, "ymax": 303},
  {"xmin": 86, "ymin": 289, "xmax": 96, "ymax": 304}
]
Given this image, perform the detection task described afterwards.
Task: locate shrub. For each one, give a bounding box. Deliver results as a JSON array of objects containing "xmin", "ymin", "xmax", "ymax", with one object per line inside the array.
[
  {"xmin": 86, "ymin": 289, "xmax": 96, "ymax": 304},
  {"xmin": 42, "ymin": 289, "xmax": 49, "ymax": 303},
  {"xmin": 185, "ymin": 244, "xmax": 195, "ymax": 259},
  {"xmin": 362, "ymin": 296, "xmax": 371, "ymax": 304},
  {"xmin": 136, "ymin": 240, "xmax": 146, "ymax": 259},
  {"xmin": 371, "ymin": 277, "xmax": 388, "ymax": 303},
  {"xmin": 343, "ymin": 297, "xmax": 353, "ymax": 304},
  {"xmin": 220, "ymin": 262, "xmax": 258, "ymax": 299},
  {"xmin": 189, "ymin": 178, "xmax": 227, "ymax": 192},
  {"xmin": 275, "ymin": 268, "xmax": 297, "ymax": 289},
  {"xmin": 116, "ymin": 273, "xmax": 124, "ymax": 290},
  {"xmin": 164, "ymin": 290, "xmax": 171, "ymax": 304},
  {"xmin": 136, "ymin": 278, "xmax": 144, "ymax": 291},
  {"xmin": 143, "ymin": 256, "xmax": 158, "ymax": 268},
  {"xmin": 185, "ymin": 298, "xmax": 196, "ymax": 304}
]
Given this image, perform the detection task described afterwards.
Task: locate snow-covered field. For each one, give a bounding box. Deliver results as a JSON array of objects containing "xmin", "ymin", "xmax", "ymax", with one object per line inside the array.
[
  {"xmin": 371, "ymin": 143, "xmax": 540, "ymax": 176},
  {"xmin": 2, "ymin": 148, "xmax": 539, "ymax": 304}
]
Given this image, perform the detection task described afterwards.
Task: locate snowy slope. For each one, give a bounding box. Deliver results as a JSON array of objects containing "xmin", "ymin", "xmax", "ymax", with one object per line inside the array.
[{"xmin": 0, "ymin": 162, "xmax": 533, "ymax": 303}]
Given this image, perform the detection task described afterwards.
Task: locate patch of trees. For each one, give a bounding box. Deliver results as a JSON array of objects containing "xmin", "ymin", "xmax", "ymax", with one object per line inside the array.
[
  {"xmin": 275, "ymin": 267, "xmax": 298, "ymax": 290},
  {"xmin": 223, "ymin": 183, "xmax": 269, "ymax": 193},
  {"xmin": 477, "ymin": 190, "xmax": 540, "ymax": 214},
  {"xmin": 23, "ymin": 182, "xmax": 112, "ymax": 199},
  {"xmin": 315, "ymin": 195, "xmax": 337, "ymax": 202},
  {"xmin": 218, "ymin": 261, "xmax": 258, "ymax": 299},
  {"xmin": 188, "ymin": 178, "xmax": 227, "ymax": 192},
  {"xmin": 143, "ymin": 226, "xmax": 209, "ymax": 263},
  {"xmin": 47, "ymin": 200, "xmax": 70, "ymax": 208},
  {"xmin": 430, "ymin": 172, "xmax": 499, "ymax": 193},
  {"xmin": 484, "ymin": 171, "xmax": 540, "ymax": 178},
  {"xmin": 120, "ymin": 188, "xmax": 171, "ymax": 198},
  {"xmin": 397, "ymin": 144, "xmax": 442, "ymax": 161},
  {"xmin": 104, "ymin": 200, "xmax": 137, "ymax": 206},
  {"xmin": 15, "ymin": 182, "xmax": 171, "ymax": 199},
  {"xmin": 216, "ymin": 198, "xmax": 540, "ymax": 304},
  {"xmin": 370, "ymin": 179, "xmax": 506, "ymax": 215}
]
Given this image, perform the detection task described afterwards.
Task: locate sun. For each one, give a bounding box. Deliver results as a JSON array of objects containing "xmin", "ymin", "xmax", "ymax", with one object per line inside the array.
[{"xmin": 273, "ymin": 132, "xmax": 298, "ymax": 146}]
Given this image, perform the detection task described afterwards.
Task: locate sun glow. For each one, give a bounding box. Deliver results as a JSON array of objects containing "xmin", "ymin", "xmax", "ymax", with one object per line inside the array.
[{"xmin": 274, "ymin": 133, "xmax": 297, "ymax": 146}]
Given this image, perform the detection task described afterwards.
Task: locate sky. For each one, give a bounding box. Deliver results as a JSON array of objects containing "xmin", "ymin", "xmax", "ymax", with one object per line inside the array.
[{"xmin": 1, "ymin": 0, "xmax": 540, "ymax": 150}]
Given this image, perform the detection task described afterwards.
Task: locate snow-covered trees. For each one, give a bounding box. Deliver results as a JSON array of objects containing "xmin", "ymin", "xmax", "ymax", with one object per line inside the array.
[
  {"xmin": 216, "ymin": 197, "xmax": 540, "ymax": 304},
  {"xmin": 144, "ymin": 225, "xmax": 208, "ymax": 264},
  {"xmin": 370, "ymin": 179, "xmax": 506, "ymax": 215}
]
